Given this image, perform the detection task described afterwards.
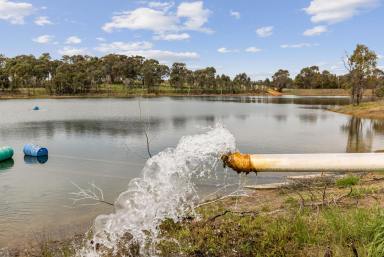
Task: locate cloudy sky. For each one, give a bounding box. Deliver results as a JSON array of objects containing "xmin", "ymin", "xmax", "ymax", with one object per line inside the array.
[{"xmin": 0, "ymin": 0, "xmax": 383, "ymax": 79}]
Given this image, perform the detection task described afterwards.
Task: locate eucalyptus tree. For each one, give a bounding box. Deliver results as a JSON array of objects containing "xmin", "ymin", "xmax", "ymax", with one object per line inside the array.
[
  {"xmin": 272, "ymin": 69, "xmax": 291, "ymax": 92},
  {"xmin": 233, "ymin": 73, "xmax": 251, "ymax": 92},
  {"xmin": 0, "ymin": 54, "xmax": 10, "ymax": 90},
  {"xmin": 294, "ymin": 66, "xmax": 321, "ymax": 89},
  {"xmin": 170, "ymin": 62, "xmax": 188, "ymax": 89},
  {"xmin": 345, "ymin": 44, "xmax": 377, "ymax": 105},
  {"xmin": 194, "ymin": 67, "xmax": 216, "ymax": 91},
  {"xmin": 141, "ymin": 59, "xmax": 169, "ymax": 93}
]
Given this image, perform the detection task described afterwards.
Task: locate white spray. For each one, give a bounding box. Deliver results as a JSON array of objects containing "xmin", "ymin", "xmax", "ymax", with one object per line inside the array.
[{"xmin": 78, "ymin": 125, "xmax": 236, "ymax": 256}]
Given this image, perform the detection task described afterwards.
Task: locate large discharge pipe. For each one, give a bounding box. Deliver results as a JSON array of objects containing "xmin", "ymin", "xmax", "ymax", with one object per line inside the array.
[{"xmin": 222, "ymin": 152, "xmax": 384, "ymax": 173}]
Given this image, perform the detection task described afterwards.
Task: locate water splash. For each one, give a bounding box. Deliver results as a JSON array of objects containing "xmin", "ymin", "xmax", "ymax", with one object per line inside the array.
[{"xmin": 79, "ymin": 124, "xmax": 236, "ymax": 256}]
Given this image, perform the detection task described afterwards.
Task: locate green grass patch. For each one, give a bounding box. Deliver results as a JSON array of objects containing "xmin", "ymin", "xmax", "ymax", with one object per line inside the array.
[
  {"xmin": 157, "ymin": 206, "xmax": 384, "ymax": 257},
  {"xmin": 336, "ymin": 175, "xmax": 360, "ymax": 188}
]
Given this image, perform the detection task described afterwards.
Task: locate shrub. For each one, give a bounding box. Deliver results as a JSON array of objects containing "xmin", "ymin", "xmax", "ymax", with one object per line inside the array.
[{"xmin": 335, "ymin": 175, "xmax": 360, "ymax": 188}]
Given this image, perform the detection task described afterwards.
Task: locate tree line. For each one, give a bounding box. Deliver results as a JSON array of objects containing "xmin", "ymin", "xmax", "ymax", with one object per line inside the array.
[
  {"xmin": 0, "ymin": 44, "xmax": 383, "ymax": 104},
  {"xmin": 0, "ymin": 53, "xmax": 259, "ymax": 95}
]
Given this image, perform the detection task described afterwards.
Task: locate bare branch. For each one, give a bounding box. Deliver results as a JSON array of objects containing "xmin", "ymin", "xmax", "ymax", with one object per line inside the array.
[{"xmin": 69, "ymin": 182, "xmax": 114, "ymax": 207}]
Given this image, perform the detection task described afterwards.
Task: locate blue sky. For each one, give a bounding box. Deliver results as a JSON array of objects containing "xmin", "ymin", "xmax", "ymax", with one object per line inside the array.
[{"xmin": 0, "ymin": 0, "xmax": 383, "ymax": 79}]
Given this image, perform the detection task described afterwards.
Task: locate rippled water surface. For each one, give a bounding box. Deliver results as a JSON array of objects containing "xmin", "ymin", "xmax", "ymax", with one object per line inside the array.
[{"xmin": 0, "ymin": 96, "xmax": 383, "ymax": 246}]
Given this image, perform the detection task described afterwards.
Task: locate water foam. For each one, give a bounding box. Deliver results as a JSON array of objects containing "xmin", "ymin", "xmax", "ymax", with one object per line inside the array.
[{"xmin": 79, "ymin": 125, "xmax": 236, "ymax": 256}]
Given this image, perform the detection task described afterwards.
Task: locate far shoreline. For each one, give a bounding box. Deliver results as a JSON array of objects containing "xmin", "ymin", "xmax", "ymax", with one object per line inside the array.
[{"xmin": 0, "ymin": 88, "xmax": 357, "ymax": 100}]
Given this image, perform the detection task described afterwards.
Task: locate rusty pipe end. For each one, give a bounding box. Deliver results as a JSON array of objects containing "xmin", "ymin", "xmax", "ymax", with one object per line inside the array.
[{"xmin": 221, "ymin": 152, "xmax": 257, "ymax": 174}]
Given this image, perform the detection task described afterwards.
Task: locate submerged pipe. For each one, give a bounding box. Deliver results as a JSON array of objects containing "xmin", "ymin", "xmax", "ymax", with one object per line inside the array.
[{"xmin": 222, "ymin": 152, "xmax": 384, "ymax": 173}]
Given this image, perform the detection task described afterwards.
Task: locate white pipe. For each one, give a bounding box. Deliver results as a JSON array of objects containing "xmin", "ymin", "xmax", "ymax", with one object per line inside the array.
[{"xmin": 223, "ymin": 153, "xmax": 384, "ymax": 173}]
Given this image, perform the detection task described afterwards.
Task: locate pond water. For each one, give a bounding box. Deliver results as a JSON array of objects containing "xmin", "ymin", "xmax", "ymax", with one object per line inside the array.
[{"xmin": 0, "ymin": 96, "xmax": 384, "ymax": 247}]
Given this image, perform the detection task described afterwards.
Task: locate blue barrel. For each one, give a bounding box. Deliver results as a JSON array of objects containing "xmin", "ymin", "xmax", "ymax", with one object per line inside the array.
[
  {"xmin": 0, "ymin": 146, "xmax": 14, "ymax": 162},
  {"xmin": 23, "ymin": 144, "xmax": 48, "ymax": 157}
]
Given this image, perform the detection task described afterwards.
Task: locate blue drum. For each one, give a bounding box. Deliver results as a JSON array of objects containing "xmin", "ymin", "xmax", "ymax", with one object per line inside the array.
[{"xmin": 23, "ymin": 144, "xmax": 48, "ymax": 157}]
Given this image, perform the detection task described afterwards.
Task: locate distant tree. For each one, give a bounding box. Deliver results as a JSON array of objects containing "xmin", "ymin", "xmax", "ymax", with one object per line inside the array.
[
  {"xmin": 294, "ymin": 66, "xmax": 321, "ymax": 89},
  {"xmin": 233, "ymin": 73, "xmax": 251, "ymax": 92},
  {"xmin": 141, "ymin": 59, "xmax": 169, "ymax": 93},
  {"xmin": 369, "ymin": 68, "xmax": 384, "ymax": 97},
  {"xmin": 194, "ymin": 67, "xmax": 216, "ymax": 91},
  {"xmin": 319, "ymin": 70, "xmax": 338, "ymax": 89},
  {"xmin": 0, "ymin": 54, "xmax": 10, "ymax": 90},
  {"xmin": 345, "ymin": 44, "xmax": 377, "ymax": 105},
  {"xmin": 272, "ymin": 69, "xmax": 291, "ymax": 92},
  {"xmin": 170, "ymin": 63, "xmax": 188, "ymax": 89}
]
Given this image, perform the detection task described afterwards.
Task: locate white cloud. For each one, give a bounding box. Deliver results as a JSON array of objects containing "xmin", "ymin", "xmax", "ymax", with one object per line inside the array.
[
  {"xmin": 177, "ymin": 1, "xmax": 211, "ymax": 32},
  {"xmin": 95, "ymin": 41, "xmax": 199, "ymax": 63},
  {"xmin": 58, "ymin": 47, "xmax": 88, "ymax": 56},
  {"xmin": 378, "ymin": 54, "xmax": 383, "ymax": 59},
  {"xmin": 102, "ymin": 8, "xmax": 178, "ymax": 33},
  {"xmin": 256, "ymin": 26, "xmax": 273, "ymax": 37},
  {"xmin": 148, "ymin": 1, "xmax": 174, "ymax": 11},
  {"xmin": 34, "ymin": 16, "xmax": 52, "ymax": 26},
  {"xmin": 95, "ymin": 41, "xmax": 153, "ymax": 52},
  {"xmin": 0, "ymin": 0, "xmax": 34, "ymax": 24},
  {"xmin": 245, "ymin": 47, "xmax": 262, "ymax": 53},
  {"xmin": 217, "ymin": 47, "xmax": 231, "ymax": 53},
  {"xmin": 230, "ymin": 10, "xmax": 240, "ymax": 19},
  {"xmin": 65, "ymin": 36, "xmax": 82, "ymax": 44},
  {"xmin": 96, "ymin": 37, "xmax": 106, "ymax": 42},
  {"xmin": 102, "ymin": 1, "xmax": 211, "ymax": 35},
  {"xmin": 304, "ymin": 0, "xmax": 379, "ymax": 24},
  {"xmin": 280, "ymin": 43, "xmax": 318, "ymax": 48},
  {"xmin": 303, "ymin": 25, "xmax": 328, "ymax": 36},
  {"xmin": 153, "ymin": 32, "xmax": 190, "ymax": 41},
  {"xmin": 32, "ymin": 34, "xmax": 54, "ymax": 44}
]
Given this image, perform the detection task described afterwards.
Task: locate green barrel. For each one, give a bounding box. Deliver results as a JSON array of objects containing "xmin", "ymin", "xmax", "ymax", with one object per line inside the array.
[{"xmin": 0, "ymin": 146, "xmax": 14, "ymax": 162}]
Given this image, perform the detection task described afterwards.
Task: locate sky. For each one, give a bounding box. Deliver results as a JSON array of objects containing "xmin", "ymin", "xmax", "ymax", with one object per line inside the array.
[{"xmin": 0, "ymin": 0, "xmax": 383, "ymax": 79}]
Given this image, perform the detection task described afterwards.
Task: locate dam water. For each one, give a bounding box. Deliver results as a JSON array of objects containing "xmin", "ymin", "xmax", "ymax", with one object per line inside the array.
[{"xmin": 1, "ymin": 96, "xmax": 384, "ymax": 247}]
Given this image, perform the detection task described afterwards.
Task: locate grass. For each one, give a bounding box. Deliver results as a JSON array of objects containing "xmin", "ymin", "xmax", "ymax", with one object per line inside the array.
[
  {"xmin": 157, "ymin": 206, "xmax": 384, "ymax": 257},
  {"xmin": 283, "ymin": 88, "xmax": 352, "ymax": 96},
  {"xmin": 6, "ymin": 173, "xmax": 384, "ymax": 257},
  {"xmin": 336, "ymin": 175, "xmax": 360, "ymax": 188},
  {"xmin": 330, "ymin": 100, "xmax": 384, "ymax": 119}
]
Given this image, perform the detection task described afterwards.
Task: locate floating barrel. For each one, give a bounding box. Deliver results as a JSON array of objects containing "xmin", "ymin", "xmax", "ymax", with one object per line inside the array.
[
  {"xmin": 0, "ymin": 146, "xmax": 14, "ymax": 162},
  {"xmin": 23, "ymin": 144, "xmax": 48, "ymax": 157}
]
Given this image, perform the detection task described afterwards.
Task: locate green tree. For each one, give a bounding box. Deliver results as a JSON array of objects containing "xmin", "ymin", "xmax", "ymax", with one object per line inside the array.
[
  {"xmin": 170, "ymin": 63, "xmax": 188, "ymax": 89},
  {"xmin": 294, "ymin": 66, "xmax": 321, "ymax": 89},
  {"xmin": 141, "ymin": 59, "xmax": 169, "ymax": 93},
  {"xmin": 346, "ymin": 44, "xmax": 378, "ymax": 105},
  {"xmin": 272, "ymin": 69, "xmax": 291, "ymax": 92}
]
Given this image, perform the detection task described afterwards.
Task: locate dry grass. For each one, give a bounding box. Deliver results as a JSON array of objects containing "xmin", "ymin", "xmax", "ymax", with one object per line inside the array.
[{"xmin": 331, "ymin": 100, "xmax": 384, "ymax": 119}]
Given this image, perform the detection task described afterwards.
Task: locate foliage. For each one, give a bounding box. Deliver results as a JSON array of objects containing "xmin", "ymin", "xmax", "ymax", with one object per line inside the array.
[
  {"xmin": 0, "ymin": 44, "xmax": 383, "ymax": 98},
  {"xmin": 335, "ymin": 175, "xmax": 360, "ymax": 188},
  {"xmin": 157, "ymin": 206, "xmax": 383, "ymax": 257},
  {"xmin": 272, "ymin": 69, "xmax": 291, "ymax": 92},
  {"xmin": 0, "ymin": 53, "xmax": 261, "ymax": 96},
  {"xmin": 346, "ymin": 44, "xmax": 378, "ymax": 105}
]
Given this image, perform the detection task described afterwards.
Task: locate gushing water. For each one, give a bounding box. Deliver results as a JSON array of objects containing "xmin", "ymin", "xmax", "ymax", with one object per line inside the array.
[{"xmin": 78, "ymin": 125, "xmax": 236, "ymax": 256}]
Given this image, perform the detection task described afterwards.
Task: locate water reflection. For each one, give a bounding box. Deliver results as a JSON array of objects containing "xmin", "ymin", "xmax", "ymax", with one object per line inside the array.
[
  {"xmin": 273, "ymin": 114, "xmax": 287, "ymax": 122},
  {"xmin": 24, "ymin": 155, "xmax": 49, "ymax": 164},
  {"xmin": 0, "ymin": 115, "xmax": 220, "ymax": 139},
  {"xmin": 298, "ymin": 113, "xmax": 318, "ymax": 124},
  {"xmin": 341, "ymin": 117, "xmax": 384, "ymax": 153},
  {"xmin": 171, "ymin": 96, "xmax": 352, "ymax": 106},
  {"xmin": 0, "ymin": 159, "xmax": 14, "ymax": 172}
]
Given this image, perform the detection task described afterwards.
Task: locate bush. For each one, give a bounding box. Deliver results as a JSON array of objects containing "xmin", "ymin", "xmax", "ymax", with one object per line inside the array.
[
  {"xmin": 336, "ymin": 175, "xmax": 360, "ymax": 188},
  {"xmin": 376, "ymin": 87, "xmax": 384, "ymax": 98}
]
